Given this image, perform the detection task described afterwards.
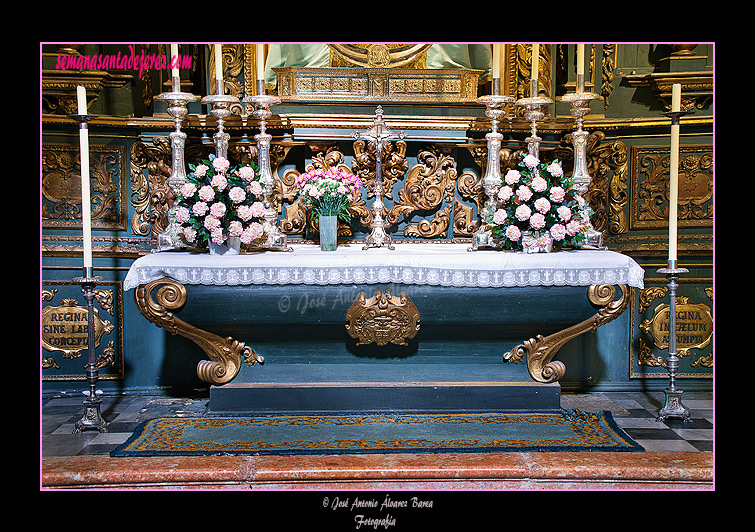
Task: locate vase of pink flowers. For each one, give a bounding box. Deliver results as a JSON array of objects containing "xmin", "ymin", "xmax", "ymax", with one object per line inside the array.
[
  {"xmin": 175, "ymin": 154, "xmax": 266, "ymax": 255},
  {"xmin": 296, "ymin": 168, "xmax": 362, "ymax": 251},
  {"xmin": 481, "ymin": 155, "xmax": 593, "ymax": 252}
]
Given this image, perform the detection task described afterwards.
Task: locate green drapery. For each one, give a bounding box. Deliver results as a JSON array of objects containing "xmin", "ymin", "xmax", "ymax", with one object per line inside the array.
[{"xmin": 264, "ymin": 44, "xmax": 493, "ymax": 88}]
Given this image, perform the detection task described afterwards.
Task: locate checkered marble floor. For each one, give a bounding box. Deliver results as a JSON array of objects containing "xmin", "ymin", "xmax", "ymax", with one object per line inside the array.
[{"xmin": 40, "ymin": 390, "xmax": 713, "ymax": 457}]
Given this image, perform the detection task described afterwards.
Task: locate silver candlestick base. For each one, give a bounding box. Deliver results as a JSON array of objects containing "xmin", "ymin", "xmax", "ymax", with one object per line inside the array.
[
  {"xmin": 71, "ymin": 268, "xmax": 108, "ymax": 433},
  {"xmin": 242, "ymin": 93, "xmax": 291, "ymax": 252},
  {"xmin": 469, "ymin": 94, "xmax": 514, "ymax": 252},
  {"xmin": 562, "ymin": 91, "xmax": 605, "ymax": 250},
  {"xmin": 353, "ymin": 106, "xmax": 405, "ymax": 250},
  {"xmin": 656, "ymin": 260, "xmax": 692, "ymax": 423},
  {"xmin": 154, "ymin": 88, "xmax": 197, "ymax": 252}
]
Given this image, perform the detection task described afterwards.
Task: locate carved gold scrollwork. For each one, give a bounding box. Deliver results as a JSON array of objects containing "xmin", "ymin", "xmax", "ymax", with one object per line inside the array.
[
  {"xmin": 135, "ymin": 279, "xmax": 263, "ymax": 386},
  {"xmin": 42, "ymin": 143, "xmax": 127, "ymax": 231},
  {"xmin": 345, "ymin": 290, "xmax": 421, "ymax": 347},
  {"xmin": 352, "ymin": 138, "xmax": 408, "ymax": 201},
  {"xmin": 129, "ymin": 138, "xmax": 172, "ymax": 238},
  {"xmin": 379, "ymin": 147, "xmax": 461, "ymax": 238},
  {"xmin": 634, "ymin": 147, "xmax": 713, "ymax": 229},
  {"xmin": 503, "ymin": 284, "xmax": 631, "ymax": 383},
  {"xmin": 582, "ymin": 132, "xmax": 629, "ymax": 235}
]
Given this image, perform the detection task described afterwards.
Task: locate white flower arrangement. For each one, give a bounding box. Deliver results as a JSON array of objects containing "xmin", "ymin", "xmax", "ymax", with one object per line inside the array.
[
  {"xmin": 481, "ymin": 155, "xmax": 593, "ymax": 251},
  {"xmin": 175, "ymin": 154, "xmax": 266, "ymax": 248}
]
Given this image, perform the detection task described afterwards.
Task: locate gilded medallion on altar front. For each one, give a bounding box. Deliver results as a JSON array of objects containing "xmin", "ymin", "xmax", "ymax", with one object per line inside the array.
[{"xmin": 345, "ymin": 290, "xmax": 421, "ymax": 347}]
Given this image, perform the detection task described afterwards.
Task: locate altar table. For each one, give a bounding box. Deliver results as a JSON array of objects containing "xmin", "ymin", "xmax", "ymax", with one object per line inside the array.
[
  {"xmin": 124, "ymin": 243, "xmax": 644, "ymax": 291},
  {"xmin": 125, "ymin": 243, "xmax": 644, "ymax": 413}
]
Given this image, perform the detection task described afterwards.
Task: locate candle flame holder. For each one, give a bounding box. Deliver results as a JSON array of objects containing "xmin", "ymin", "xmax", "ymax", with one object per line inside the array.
[
  {"xmin": 242, "ymin": 93, "xmax": 291, "ymax": 252},
  {"xmin": 153, "ymin": 86, "xmax": 197, "ymax": 252},
  {"xmin": 469, "ymin": 94, "xmax": 514, "ymax": 251},
  {"xmin": 353, "ymin": 106, "xmax": 406, "ymax": 250}
]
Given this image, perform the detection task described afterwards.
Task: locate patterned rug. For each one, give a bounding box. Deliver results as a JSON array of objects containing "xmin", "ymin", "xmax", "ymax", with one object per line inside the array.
[{"xmin": 111, "ymin": 409, "xmax": 643, "ymax": 457}]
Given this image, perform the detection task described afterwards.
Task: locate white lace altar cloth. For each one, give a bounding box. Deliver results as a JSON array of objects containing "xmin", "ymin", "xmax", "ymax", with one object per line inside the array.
[{"xmin": 123, "ymin": 243, "xmax": 644, "ymax": 291}]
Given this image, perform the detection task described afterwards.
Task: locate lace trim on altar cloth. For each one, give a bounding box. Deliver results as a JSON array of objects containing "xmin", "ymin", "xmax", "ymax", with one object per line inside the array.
[{"xmin": 123, "ymin": 244, "xmax": 645, "ymax": 291}]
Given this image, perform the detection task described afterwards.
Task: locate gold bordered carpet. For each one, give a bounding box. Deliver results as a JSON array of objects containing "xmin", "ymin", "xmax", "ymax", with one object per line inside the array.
[{"xmin": 111, "ymin": 410, "xmax": 643, "ymax": 456}]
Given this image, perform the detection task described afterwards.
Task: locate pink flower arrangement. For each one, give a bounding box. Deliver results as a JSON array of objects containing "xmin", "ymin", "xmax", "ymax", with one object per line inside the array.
[
  {"xmin": 296, "ymin": 168, "xmax": 362, "ymax": 222},
  {"xmin": 175, "ymin": 154, "xmax": 265, "ymax": 249},
  {"xmin": 482, "ymin": 157, "xmax": 593, "ymax": 251}
]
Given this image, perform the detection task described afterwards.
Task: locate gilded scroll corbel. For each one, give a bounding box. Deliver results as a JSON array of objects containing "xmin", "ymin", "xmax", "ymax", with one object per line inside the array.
[
  {"xmin": 134, "ymin": 279, "xmax": 263, "ymax": 386},
  {"xmin": 504, "ymin": 284, "xmax": 631, "ymax": 383}
]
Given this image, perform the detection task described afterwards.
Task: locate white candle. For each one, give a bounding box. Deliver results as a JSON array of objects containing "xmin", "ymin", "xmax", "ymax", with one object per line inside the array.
[
  {"xmin": 671, "ymin": 82, "xmax": 681, "ymax": 112},
  {"xmin": 214, "ymin": 44, "xmax": 223, "ymax": 94},
  {"xmin": 76, "ymin": 85, "xmax": 93, "ymax": 269},
  {"xmin": 76, "ymin": 85, "xmax": 87, "ymax": 115},
  {"xmin": 170, "ymin": 44, "xmax": 179, "ymax": 82},
  {"xmin": 492, "ymin": 43, "xmax": 500, "ymax": 80},
  {"xmin": 668, "ymin": 83, "xmax": 682, "ymax": 261},
  {"xmin": 576, "ymin": 44, "xmax": 584, "ymax": 93},
  {"xmin": 256, "ymin": 44, "xmax": 265, "ymax": 82},
  {"xmin": 531, "ymin": 44, "xmax": 539, "ymax": 82}
]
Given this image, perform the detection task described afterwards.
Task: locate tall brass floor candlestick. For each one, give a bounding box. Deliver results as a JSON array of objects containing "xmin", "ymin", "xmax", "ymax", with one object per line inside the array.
[
  {"xmin": 68, "ymin": 111, "xmax": 108, "ymax": 432},
  {"xmin": 72, "ymin": 268, "xmax": 108, "ymax": 433},
  {"xmin": 657, "ymin": 106, "xmax": 692, "ymax": 423}
]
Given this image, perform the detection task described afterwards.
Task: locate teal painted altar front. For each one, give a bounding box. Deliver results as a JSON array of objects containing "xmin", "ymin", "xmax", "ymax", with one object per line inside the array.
[{"xmin": 125, "ymin": 243, "xmax": 644, "ymax": 413}]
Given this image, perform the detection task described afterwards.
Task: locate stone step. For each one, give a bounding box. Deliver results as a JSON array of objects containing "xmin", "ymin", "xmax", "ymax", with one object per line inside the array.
[{"xmin": 208, "ymin": 363, "xmax": 560, "ymax": 414}]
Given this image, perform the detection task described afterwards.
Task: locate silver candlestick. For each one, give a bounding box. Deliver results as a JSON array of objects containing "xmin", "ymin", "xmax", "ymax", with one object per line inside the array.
[
  {"xmin": 656, "ymin": 260, "xmax": 691, "ymax": 423},
  {"xmin": 153, "ymin": 80, "xmax": 197, "ymax": 251},
  {"xmin": 72, "ymin": 268, "xmax": 108, "ymax": 433},
  {"xmin": 242, "ymin": 93, "xmax": 291, "ymax": 251},
  {"xmin": 516, "ymin": 94, "xmax": 552, "ymax": 159},
  {"xmin": 201, "ymin": 92, "xmax": 239, "ymax": 159},
  {"xmin": 353, "ymin": 106, "xmax": 405, "ymax": 250},
  {"xmin": 562, "ymin": 89, "xmax": 605, "ymax": 249},
  {"xmin": 469, "ymin": 94, "xmax": 514, "ymax": 251}
]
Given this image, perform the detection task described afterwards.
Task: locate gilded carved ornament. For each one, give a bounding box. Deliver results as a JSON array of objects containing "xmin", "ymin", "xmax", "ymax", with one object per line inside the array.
[
  {"xmin": 42, "ymin": 144, "xmax": 127, "ymax": 231},
  {"xmin": 42, "ymin": 289, "xmax": 116, "ymax": 371},
  {"xmin": 504, "ymin": 284, "xmax": 631, "ymax": 383},
  {"xmin": 345, "ymin": 290, "xmax": 421, "ymax": 347},
  {"xmin": 129, "ymin": 138, "xmax": 172, "ymax": 238},
  {"xmin": 553, "ymin": 131, "xmax": 629, "ymax": 235},
  {"xmin": 637, "ymin": 287, "xmax": 713, "ymax": 370},
  {"xmin": 135, "ymin": 279, "xmax": 264, "ymax": 386},
  {"xmin": 633, "ymin": 147, "xmax": 713, "ymax": 230}
]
